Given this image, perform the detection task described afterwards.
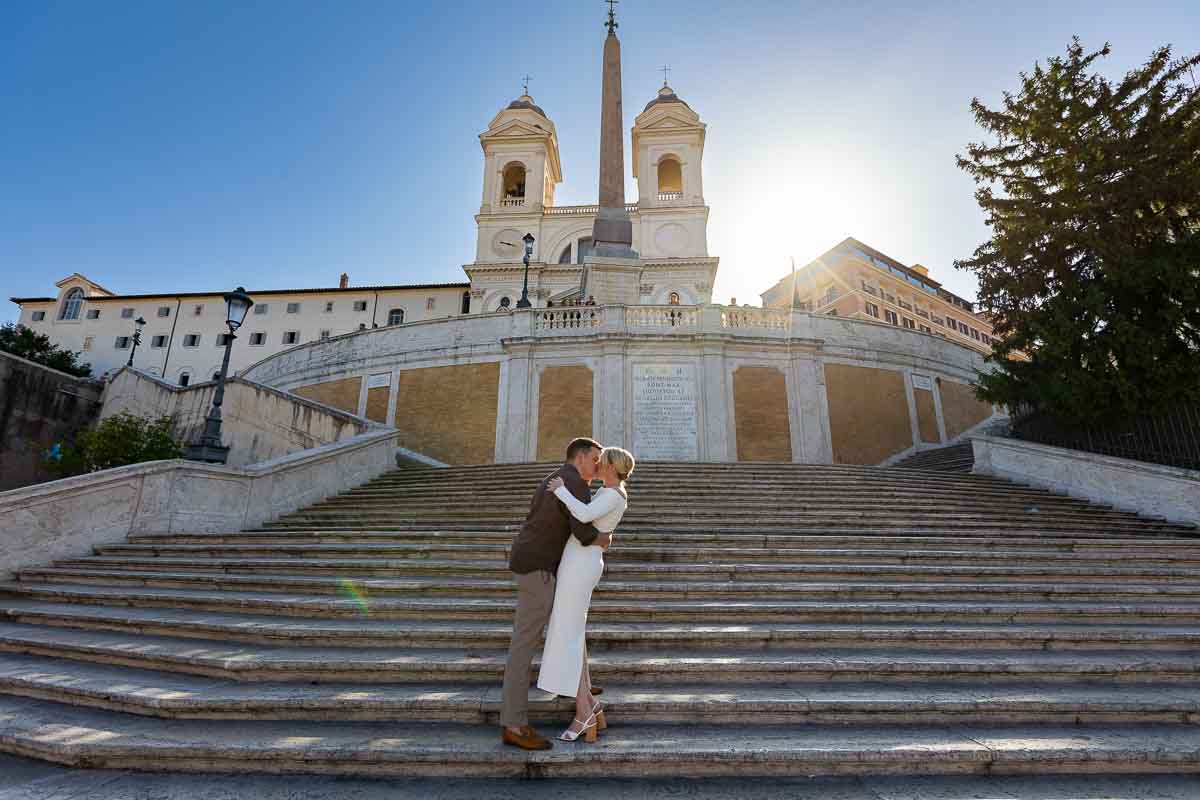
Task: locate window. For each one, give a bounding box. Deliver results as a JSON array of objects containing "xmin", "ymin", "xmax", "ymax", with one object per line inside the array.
[
  {"xmin": 981, "ymin": 333, "xmax": 992, "ymax": 345},
  {"xmin": 559, "ymin": 244, "xmax": 573, "ymax": 264},
  {"xmin": 115, "ymin": 336, "xmax": 131, "ymax": 349},
  {"xmin": 501, "ymin": 162, "xmax": 526, "ymax": 200},
  {"xmin": 183, "ymin": 334, "xmax": 200, "ymax": 347},
  {"xmin": 31, "ymin": 311, "xmax": 45, "ymax": 321},
  {"xmin": 86, "ymin": 308, "xmax": 100, "ymax": 320},
  {"xmin": 387, "ymin": 308, "xmax": 405, "ymax": 325},
  {"xmin": 319, "ymin": 329, "xmax": 331, "ymax": 340},
  {"xmin": 121, "ymin": 308, "xmax": 134, "ymax": 319},
  {"xmin": 353, "ymin": 300, "xmax": 368, "ymax": 312},
  {"xmin": 217, "ymin": 333, "xmax": 233, "ymax": 346},
  {"xmin": 884, "ymin": 310, "xmax": 899, "ymax": 325},
  {"xmin": 902, "ymin": 317, "xmax": 915, "ymax": 329},
  {"xmin": 461, "ymin": 291, "xmax": 471, "ymax": 314},
  {"xmin": 325, "ymin": 301, "xmax": 334, "ymax": 313},
  {"xmin": 282, "ymin": 331, "xmax": 299, "ymax": 345},
  {"xmin": 919, "ymin": 324, "xmax": 933, "ymax": 334},
  {"xmin": 657, "ymin": 156, "xmax": 683, "ymax": 197},
  {"xmin": 249, "ymin": 332, "xmax": 266, "ymax": 346},
  {"xmin": 971, "ymin": 328, "xmax": 981, "ymax": 340},
  {"xmin": 668, "ymin": 292, "xmax": 681, "ymax": 306},
  {"xmin": 151, "ymin": 335, "xmax": 167, "ymax": 348},
  {"xmin": 179, "ymin": 373, "xmax": 191, "ymax": 387},
  {"xmin": 82, "ymin": 336, "xmax": 93, "ymax": 351},
  {"xmin": 287, "ymin": 302, "xmax": 301, "ymax": 314},
  {"xmin": 960, "ymin": 321, "xmax": 971, "ymax": 335},
  {"xmin": 59, "ymin": 288, "xmax": 84, "ymax": 320},
  {"xmin": 426, "ymin": 297, "xmax": 436, "ymax": 311},
  {"xmin": 254, "ymin": 304, "xmax": 268, "ymax": 315},
  {"xmin": 823, "ymin": 285, "xmax": 838, "ymax": 306},
  {"xmin": 865, "ymin": 302, "xmax": 880, "ymax": 319},
  {"xmin": 157, "ymin": 306, "xmax": 171, "ymax": 317}
]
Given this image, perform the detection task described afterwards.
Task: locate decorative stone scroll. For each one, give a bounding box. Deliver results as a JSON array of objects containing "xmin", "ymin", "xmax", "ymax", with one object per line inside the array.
[{"xmin": 632, "ymin": 364, "xmax": 699, "ymax": 460}]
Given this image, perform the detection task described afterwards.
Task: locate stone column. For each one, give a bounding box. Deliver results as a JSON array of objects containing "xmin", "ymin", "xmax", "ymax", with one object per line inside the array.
[
  {"xmin": 591, "ymin": 27, "xmax": 634, "ymax": 257},
  {"xmin": 496, "ymin": 342, "xmax": 535, "ymax": 462}
]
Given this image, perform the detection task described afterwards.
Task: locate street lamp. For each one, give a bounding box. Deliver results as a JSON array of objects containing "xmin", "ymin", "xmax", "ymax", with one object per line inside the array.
[
  {"xmin": 184, "ymin": 287, "xmax": 254, "ymax": 464},
  {"xmin": 126, "ymin": 316, "xmax": 147, "ymax": 368},
  {"xmin": 516, "ymin": 232, "xmax": 535, "ymax": 309}
]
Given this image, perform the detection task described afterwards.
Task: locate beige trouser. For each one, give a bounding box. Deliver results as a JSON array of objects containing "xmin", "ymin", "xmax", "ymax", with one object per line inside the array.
[{"xmin": 500, "ymin": 569, "xmax": 556, "ymax": 729}]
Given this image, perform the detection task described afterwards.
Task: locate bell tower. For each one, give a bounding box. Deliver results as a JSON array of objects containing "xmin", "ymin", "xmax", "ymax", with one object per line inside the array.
[
  {"xmin": 477, "ymin": 91, "xmax": 562, "ymax": 218},
  {"xmin": 632, "ymin": 80, "xmax": 706, "ymax": 210}
]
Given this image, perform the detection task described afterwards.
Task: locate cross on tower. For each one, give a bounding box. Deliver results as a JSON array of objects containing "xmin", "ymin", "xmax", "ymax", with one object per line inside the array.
[
  {"xmin": 660, "ymin": 64, "xmax": 671, "ymax": 86},
  {"xmin": 521, "ymin": 74, "xmax": 532, "ymax": 95},
  {"xmin": 605, "ymin": 0, "xmax": 619, "ymax": 33}
]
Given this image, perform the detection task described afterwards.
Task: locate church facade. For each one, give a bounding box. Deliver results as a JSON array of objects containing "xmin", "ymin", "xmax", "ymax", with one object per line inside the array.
[{"xmin": 6, "ymin": 11, "xmax": 1001, "ymax": 466}]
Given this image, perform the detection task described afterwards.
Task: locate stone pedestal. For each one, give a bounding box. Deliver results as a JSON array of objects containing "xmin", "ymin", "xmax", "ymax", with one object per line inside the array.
[{"xmin": 581, "ymin": 255, "xmax": 642, "ymax": 306}]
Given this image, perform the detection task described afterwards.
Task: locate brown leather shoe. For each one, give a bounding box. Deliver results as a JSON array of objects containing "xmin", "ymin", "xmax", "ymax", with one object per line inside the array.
[
  {"xmin": 502, "ymin": 725, "xmax": 553, "ymax": 751},
  {"xmin": 590, "ymin": 685, "xmax": 603, "ymax": 696}
]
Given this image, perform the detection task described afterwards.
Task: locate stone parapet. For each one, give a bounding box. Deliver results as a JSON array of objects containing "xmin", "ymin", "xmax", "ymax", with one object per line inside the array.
[
  {"xmin": 0, "ymin": 428, "xmax": 402, "ymax": 579},
  {"xmin": 972, "ymin": 434, "xmax": 1200, "ymax": 527}
]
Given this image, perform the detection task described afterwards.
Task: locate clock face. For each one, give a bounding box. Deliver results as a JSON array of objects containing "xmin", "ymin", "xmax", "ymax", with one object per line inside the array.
[{"xmin": 492, "ymin": 229, "xmax": 523, "ymax": 259}]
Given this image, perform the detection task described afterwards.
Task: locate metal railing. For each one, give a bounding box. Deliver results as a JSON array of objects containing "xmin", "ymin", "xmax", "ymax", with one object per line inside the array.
[{"xmin": 1009, "ymin": 404, "xmax": 1200, "ymax": 471}]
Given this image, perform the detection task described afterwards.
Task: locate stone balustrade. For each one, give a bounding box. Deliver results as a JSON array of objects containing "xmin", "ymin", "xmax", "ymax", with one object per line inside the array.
[
  {"xmin": 542, "ymin": 202, "xmax": 640, "ymax": 216},
  {"xmin": 625, "ymin": 305, "xmax": 699, "ymax": 330},
  {"xmin": 720, "ymin": 306, "xmax": 790, "ymax": 333}
]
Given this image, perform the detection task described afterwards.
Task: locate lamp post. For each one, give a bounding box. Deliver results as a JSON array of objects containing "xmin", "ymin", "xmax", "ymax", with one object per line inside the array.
[
  {"xmin": 184, "ymin": 287, "xmax": 254, "ymax": 464},
  {"xmin": 516, "ymin": 232, "xmax": 535, "ymax": 309},
  {"xmin": 126, "ymin": 316, "xmax": 147, "ymax": 368}
]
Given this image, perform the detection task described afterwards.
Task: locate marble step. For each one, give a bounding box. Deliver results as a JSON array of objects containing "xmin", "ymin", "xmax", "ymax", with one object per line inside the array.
[
  {"xmin": 6, "ymin": 581, "xmax": 1200, "ymax": 625},
  {"xmin": 259, "ymin": 519, "xmax": 1191, "ymax": 538},
  {"xmin": 2, "ymin": 695, "xmax": 1200, "ymax": 777},
  {"xmin": 4, "ymin": 600, "xmax": 1198, "ymax": 652},
  {"xmin": 125, "ymin": 529, "xmax": 1200, "ymax": 549},
  {"xmin": 22, "ymin": 568, "xmax": 1200, "ymax": 605},
  {"xmin": 86, "ymin": 541, "xmax": 1200, "ymax": 566},
  {"xmin": 1, "ymin": 653, "xmax": 1196, "ymax": 725},
  {"xmin": 1, "ymin": 623, "xmax": 1197, "ymax": 684},
  {"xmin": 38, "ymin": 556, "xmax": 1200, "ymax": 584}
]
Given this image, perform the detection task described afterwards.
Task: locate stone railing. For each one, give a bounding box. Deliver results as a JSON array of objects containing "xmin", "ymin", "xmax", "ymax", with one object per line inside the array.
[
  {"xmin": 533, "ymin": 308, "xmax": 601, "ymax": 332},
  {"xmin": 657, "ymin": 191, "xmax": 683, "ymax": 201},
  {"xmin": 0, "ymin": 428, "xmax": 402, "ymax": 579},
  {"xmin": 543, "ymin": 203, "xmax": 640, "ymax": 217},
  {"xmin": 101, "ymin": 368, "xmax": 376, "ymax": 467},
  {"xmin": 721, "ymin": 306, "xmax": 791, "ymax": 332},
  {"xmin": 625, "ymin": 305, "xmax": 699, "ymax": 330},
  {"xmin": 499, "ymin": 197, "xmax": 526, "ymax": 207}
]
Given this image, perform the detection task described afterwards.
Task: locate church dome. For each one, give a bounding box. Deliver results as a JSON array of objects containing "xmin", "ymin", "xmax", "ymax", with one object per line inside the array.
[
  {"xmin": 506, "ymin": 93, "xmax": 549, "ymax": 119},
  {"xmin": 643, "ymin": 84, "xmax": 691, "ymax": 112}
]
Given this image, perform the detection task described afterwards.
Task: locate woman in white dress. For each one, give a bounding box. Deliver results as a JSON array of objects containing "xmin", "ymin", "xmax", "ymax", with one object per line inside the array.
[{"xmin": 538, "ymin": 446, "xmax": 635, "ymax": 742}]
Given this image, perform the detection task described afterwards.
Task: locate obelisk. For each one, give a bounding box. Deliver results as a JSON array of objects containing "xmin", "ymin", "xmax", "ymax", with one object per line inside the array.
[{"xmin": 590, "ymin": 2, "xmax": 636, "ymax": 259}]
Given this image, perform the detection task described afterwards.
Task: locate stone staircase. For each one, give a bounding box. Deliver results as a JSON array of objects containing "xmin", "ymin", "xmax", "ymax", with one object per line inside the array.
[
  {"xmin": 1, "ymin": 461, "xmax": 1199, "ymax": 778},
  {"xmin": 894, "ymin": 442, "xmax": 975, "ymax": 472}
]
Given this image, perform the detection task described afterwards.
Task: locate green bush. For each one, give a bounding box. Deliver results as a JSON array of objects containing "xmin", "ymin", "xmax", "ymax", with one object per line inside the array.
[{"xmin": 53, "ymin": 413, "xmax": 183, "ymax": 474}]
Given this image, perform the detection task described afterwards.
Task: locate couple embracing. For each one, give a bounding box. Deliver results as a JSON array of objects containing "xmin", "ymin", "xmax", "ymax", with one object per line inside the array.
[{"xmin": 501, "ymin": 437, "xmax": 636, "ymax": 750}]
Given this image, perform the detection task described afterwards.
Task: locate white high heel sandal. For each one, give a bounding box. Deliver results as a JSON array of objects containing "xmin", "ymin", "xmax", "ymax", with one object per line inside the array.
[{"xmin": 558, "ymin": 709, "xmax": 599, "ymax": 743}]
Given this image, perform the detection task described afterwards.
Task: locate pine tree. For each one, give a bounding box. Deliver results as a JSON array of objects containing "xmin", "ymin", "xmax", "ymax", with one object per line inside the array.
[{"xmin": 956, "ymin": 39, "xmax": 1200, "ymax": 424}]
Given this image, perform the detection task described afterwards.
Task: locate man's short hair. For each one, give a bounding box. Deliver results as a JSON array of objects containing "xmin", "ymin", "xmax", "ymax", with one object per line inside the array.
[{"xmin": 565, "ymin": 437, "xmax": 602, "ymax": 462}]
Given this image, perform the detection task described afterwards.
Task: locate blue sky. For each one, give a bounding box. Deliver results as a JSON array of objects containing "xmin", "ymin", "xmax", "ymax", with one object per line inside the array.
[{"xmin": 2, "ymin": 1, "xmax": 1197, "ymax": 322}]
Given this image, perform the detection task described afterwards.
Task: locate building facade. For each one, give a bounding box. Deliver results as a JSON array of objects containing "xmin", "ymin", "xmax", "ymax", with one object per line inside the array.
[
  {"xmin": 11, "ymin": 274, "xmax": 469, "ymax": 384},
  {"xmin": 760, "ymin": 238, "xmax": 997, "ymax": 356}
]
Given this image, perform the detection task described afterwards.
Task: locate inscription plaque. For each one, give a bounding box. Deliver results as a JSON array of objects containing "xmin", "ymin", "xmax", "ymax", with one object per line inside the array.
[{"xmin": 632, "ymin": 364, "xmax": 699, "ymax": 460}]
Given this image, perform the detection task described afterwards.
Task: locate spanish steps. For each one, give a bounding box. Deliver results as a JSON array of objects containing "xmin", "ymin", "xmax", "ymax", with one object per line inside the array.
[{"xmin": 1, "ymin": 460, "xmax": 1199, "ymax": 778}]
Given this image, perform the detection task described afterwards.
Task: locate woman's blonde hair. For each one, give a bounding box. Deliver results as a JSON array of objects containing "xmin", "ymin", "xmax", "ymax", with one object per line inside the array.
[{"xmin": 601, "ymin": 447, "xmax": 635, "ymax": 498}]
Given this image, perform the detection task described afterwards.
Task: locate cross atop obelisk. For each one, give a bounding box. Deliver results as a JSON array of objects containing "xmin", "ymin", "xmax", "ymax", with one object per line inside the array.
[{"xmin": 591, "ymin": 0, "xmax": 636, "ymax": 259}]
